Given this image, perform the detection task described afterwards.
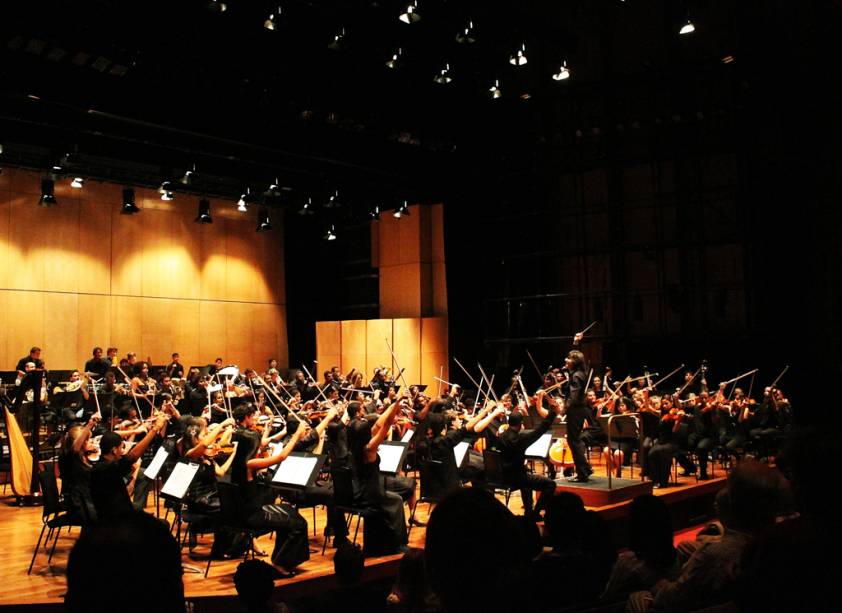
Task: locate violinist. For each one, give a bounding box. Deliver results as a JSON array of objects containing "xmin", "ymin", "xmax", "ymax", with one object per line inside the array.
[
  {"xmin": 724, "ymin": 388, "xmax": 751, "ymax": 455},
  {"xmin": 166, "ymin": 352, "xmax": 184, "ymax": 379},
  {"xmin": 686, "ymin": 392, "xmax": 716, "ymax": 480},
  {"xmin": 186, "ymin": 372, "xmax": 210, "ymax": 417},
  {"xmin": 602, "ymin": 396, "xmax": 637, "ymax": 478},
  {"xmin": 91, "ymin": 412, "xmax": 169, "ymax": 520},
  {"xmin": 591, "ymin": 376, "xmax": 606, "ymax": 400},
  {"xmin": 750, "ymin": 387, "xmax": 790, "ymax": 458},
  {"xmin": 230, "ymin": 409, "xmax": 311, "ymax": 574},
  {"xmin": 647, "ymin": 397, "xmax": 696, "ymax": 488},
  {"xmin": 634, "ymin": 389, "xmax": 660, "ymax": 479},
  {"xmin": 105, "ymin": 347, "xmax": 118, "ymax": 367},
  {"xmin": 58, "ymin": 411, "xmax": 101, "ymax": 523},
  {"xmin": 130, "ymin": 362, "xmax": 156, "ymax": 411},
  {"xmin": 206, "ymin": 390, "xmax": 227, "ymax": 423},
  {"xmin": 208, "ymin": 357, "xmax": 223, "ymax": 377},
  {"xmin": 84, "ymin": 347, "xmax": 109, "ymax": 378}
]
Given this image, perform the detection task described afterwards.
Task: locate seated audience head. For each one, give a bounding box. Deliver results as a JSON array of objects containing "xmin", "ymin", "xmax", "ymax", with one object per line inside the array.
[
  {"xmin": 66, "ymin": 511, "xmax": 184, "ymax": 613},
  {"xmin": 718, "ymin": 458, "xmax": 785, "ymax": 533},
  {"xmin": 233, "ymin": 559, "xmax": 280, "ymax": 611},
  {"xmin": 628, "ymin": 494, "xmax": 676, "ymax": 569},
  {"xmin": 334, "ymin": 541, "xmax": 365, "ymax": 585},
  {"xmin": 544, "ymin": 491, "xmax": 586, "ymax": 550}
]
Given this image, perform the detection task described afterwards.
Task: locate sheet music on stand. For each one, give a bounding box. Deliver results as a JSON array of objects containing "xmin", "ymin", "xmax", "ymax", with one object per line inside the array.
[
  {"xmin": 453, "ymin": 441, "xmax": 470, "ymax": 468},
  {"xmin": 400, "ymin": 429, "xmax": 415, "ymax": 443},
  {"xmin": 377, "ymin": 441, "xmax": 409, "ymax": 475},
  {"xmin": 271, "ymin": 453, "xmax": 325, "ymax": 489},
  {"xmin": 143, "ymin": 446, "xmax": 169, "ymax": 480},
  {"xmin": 160, "ymin": 462, "xmax": 200, "ymax": 500},
  {"xmin": 525, "ymin": 432, "xmax": 553, "ymax": 459}
]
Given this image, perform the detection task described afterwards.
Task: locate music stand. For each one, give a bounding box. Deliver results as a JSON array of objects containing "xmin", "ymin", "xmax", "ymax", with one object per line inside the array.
[
  {"xmin": 377, "ymin": 441, "xmax": 409, "ymax": 475},
  {"xmin": 160, "ymin": 461, "xmax": 202, "ymax": 571},
  {"xmin": 400, "ymin": 428, "xmax": 415, "ymax": 443},
  {"xmin": 525, "ymin": 433, "xmax": 553, "ymax": 460},
  {"xmin": 143, "ymin": 446, "xmax": 170, "ymax": 517},
  {"xmin": 453, "ymin": 441, "xmax": 471, "ymax": 468},
  {"xmin": 271, "ymin": 453, "xmax": 326, "ymax": 490}
]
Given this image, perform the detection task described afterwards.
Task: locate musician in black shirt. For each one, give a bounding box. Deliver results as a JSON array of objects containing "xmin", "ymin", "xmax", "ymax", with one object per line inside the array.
[
  {"xmin": 83, "ymin": 347, "xmax": 109, "ymax": 378},
  {"xmin": 15, "ymin": 346, "xmax": 44, "ymax": 373},
  {"xmin": 165, "ymin": 352, "xmax": 184, "ymax": 379},
  {"xmin": 565, "ymin": 342, "xmax": 594, "ymax": 482}
]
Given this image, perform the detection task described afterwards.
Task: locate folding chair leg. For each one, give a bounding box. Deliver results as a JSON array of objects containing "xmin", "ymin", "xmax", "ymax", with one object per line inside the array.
[
  {"xmin": 408, "ymin": 501, "xmax": 418, "ymax": 537},
  {"xmin": 312, "ymin": 507, "xmax": 317, "ymax": 537},
  {"xmin": 28, "ymin": 524, "xmax": 47, "ymax": 574},
  {"xmin": 352, "ymin": 515, "xmax": 361, "ymax": 544},
  {"xmin": 204, "ymin": 554, "xmax": 213, "ymax": 578},
  {"xmin": 48, "ymin": 526, "xmax": 62, "ymax": 564}
]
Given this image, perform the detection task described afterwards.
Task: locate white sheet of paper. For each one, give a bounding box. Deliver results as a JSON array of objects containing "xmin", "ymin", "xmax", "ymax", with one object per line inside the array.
[
  {"xmin": 271, "ymin": 455, "xmax": 318, "ymax": 487},
  {"xmin": 525, "ymin": 432, "xmax": 553, "ymax": 458},
  {"xmin": 453, "ymin": 441, "xmax": 470, "ymax": 466},
  {"xmin": 401, "ymin": 429, "xmax": 415, "ymax": 443},
  {"xmin": 377, "ymin": 443, "xmax": 406, "ymax": 474},
  {"xmin": 143, "ymin": 446, "xmax": 169, "ymax": 479},
  {"xmin": 161, "ymin": 462, "xmax": 200, "ymax": 499},
  {"xmin": 268, "ymin": 442, "xmax": 284, "ymax": 457}
]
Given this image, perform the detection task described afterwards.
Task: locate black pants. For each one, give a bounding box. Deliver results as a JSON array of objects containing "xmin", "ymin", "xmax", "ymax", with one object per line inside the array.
[
  {"xmin": 302, "ymin": 482, "xmax": 348, "ymax": 539},
  {"xmin": 640, "ymin": 436, "xmax": 655, "ymax": 477},
  {"xmin": 566, "ymin": 407, "xmax": 592, "ymax": 477},
  {"xmin": 246, "ymin": 503, "xmax": 310, "ymax": 569},
  {"xmin": 385, "ymin": 475, "xmax": 416, "ymax": 503},
  {"xmin": 648, "ymin": 442, "xmax": 695, "ymax": 486},
  {"xmin": 688, "ymin": 433, "xmax": 715, "ymax": 477},
  {"xmin": 512, "ymin": 472, "xmax": 556, "ymax": 517}
]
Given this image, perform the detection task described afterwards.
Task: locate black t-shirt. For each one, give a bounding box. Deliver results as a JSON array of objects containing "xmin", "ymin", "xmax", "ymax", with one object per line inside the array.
[
  {"xmin": 84, "ymin": 358, "xmax": 109, "ymax": 378},
  {"xmin": 16, "ymin": 356, "xmax": 44, "ymax": 372},
  {"xmin": 91, "ymin": 456, "xmax": 136, "ymax": 520},
  {"xmin": 166, "ymin": 362, "xmax": 184, "ymax": 379}
]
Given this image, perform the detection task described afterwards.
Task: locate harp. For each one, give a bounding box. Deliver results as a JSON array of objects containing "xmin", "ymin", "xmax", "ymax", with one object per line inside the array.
[{"xmin": 4, "ymin": 407, "xmax": 37, "ymax": 497}]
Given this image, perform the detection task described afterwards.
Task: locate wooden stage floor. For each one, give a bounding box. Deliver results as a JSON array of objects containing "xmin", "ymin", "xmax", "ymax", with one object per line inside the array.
[{"xmin": 0, "ymin": 457, "xmax": 726, "ymax": 608}]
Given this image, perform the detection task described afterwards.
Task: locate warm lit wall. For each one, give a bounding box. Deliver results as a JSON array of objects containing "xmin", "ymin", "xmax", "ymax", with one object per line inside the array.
[
  {"xmin": 0, "ymin": 168, "xmax": 287, "ymax": 371},
  {"xmin": 315, "ymin": 317, "xmax": 448, "ymax": 395}
]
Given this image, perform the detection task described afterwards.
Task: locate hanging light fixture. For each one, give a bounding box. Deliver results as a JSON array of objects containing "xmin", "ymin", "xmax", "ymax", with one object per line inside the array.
[
  {"xmin": 369, "ymin": 204, "xmax": 380, "ymax": 220},
  {"xmin": 264, "ymin": 5, "xmax": 281, "ymax": 30},
  {"xmin": 386, "ymin": 47, "xmax": 402, "ymax": 69},
  {"xmin": 328, "ymin": 27, "xmax": 347, "ymax": 51},
  {"xmin": 121, "ymin": 187, "xmax": 140, "ymax": 214},
  {"xmin": 195, "ymin": 199, "xmax": 212, "ymax": 223},
  {"xmin": 434, "ymin": 63, "xmax": 452, "ymax": 84},
  {"xmin": 509, "ymin": 43, "xmax": 528, "ymax": 66},
  {"xmin": 399, "ymin": 1, "xmax": 421, "ymax": 24},
  {"xmin": 393, "ymin": 200, "xmax": 410, "ymax": 219},
  {"xmin": 181, "ymin": 164, "xmax": 196, "ymax": 185},
  {"xmin": 324, "ymin": 189, "xmax": 341, "ymax": 209},
  {"xmin": 161, "ymin": 188, "xmax": 175, "ymax": 201},
  {"xmin": 489, "ymin": 79, "xmax": 502, "ymax": 99},
  {"xmin": 323, "ymin": 225, "xmax": 337, "ymax": 241},
  {"xmin": 39, "ymin": 178, "xmax": 57, "ymax": 207},
  {"xmin": 455, "ymin": 20, "xmax": 476, "ymax": 44},
  {"xmin": 71, "ymin": 177, "xmax": 84, "ymax": 189},
  {"xmin": 237, "ymin": 188, "xmax": 251, "ymax": 212},
  {"xmin": 679, "ymin": 12, "xmax": 696, "ymax": 35},
  {"xmin": 206, "ymin": 0, "xmax": 227, "ymax": 13},
  {"xmin": 256, "ymin": 207, "xmax": 272, "ymax": 231},
  {"xmin": 297, "ymin": 196, "xmax": 315, "ymax": 215},
  {"xmin": 552, "ymin": 60, "xmax": 571, "ymax": 81}
]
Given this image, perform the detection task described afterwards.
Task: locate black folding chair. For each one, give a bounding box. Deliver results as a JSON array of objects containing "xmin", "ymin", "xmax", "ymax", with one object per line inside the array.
[
  {"xmin": 28, "ymin": 469, "xmax": 85, "ymax": 574},
  {"xmin": 482, "ymin": 449, "xmax": 516, "ymax": 508},
  {"xmin": 408, "ymin": 459, "xmax": 447, "ymax": 536},
  {"xmin": 204, "ymin": 481, "xmax": 258, "ymax": 578},
  {"xmin": 322, "ymin": 466, "xmax": 369, "ymax": 554}
]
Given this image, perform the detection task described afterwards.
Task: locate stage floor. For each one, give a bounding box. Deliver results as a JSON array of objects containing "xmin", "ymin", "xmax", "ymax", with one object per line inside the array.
[{"xmin": 0, "ymin": 457, "xmax": 726, "ymax": 607}]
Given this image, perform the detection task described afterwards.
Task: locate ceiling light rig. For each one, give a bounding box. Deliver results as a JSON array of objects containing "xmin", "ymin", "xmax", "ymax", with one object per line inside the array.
[
  {"xmin": 71, "ymin": 176, "xmax": 84, "ymax": 189},
  {"xmin": 206, "ymin": 0, "xmax": 227, "ymax": 13},
  {"xmin": 399, "ymin": 1, "xmax": 421, "ymax": 25},
  {"xmin": 324, "ymin": 189, "xmax": 342, "ymax": 209},
  {"xmin": 369, "ymin": 204, "xmax": 380, "ymax": 220},
  {"xmin": 509, "ymin": 43, "xmax": 528, "ymax": 66},
  {"xmin": 434, "ymin": 63, "xmax": 453, "ymax": 84},
  {"xmin": 323, "ymin": 224, "xmax": 337, "ymax": 241},
  {"xmin": 195, "ymin": 199, "xmax": 213, "ymax": 223},
  {"xmin": 393, "ymin": 200, "xmax": 410, "ymax": 219},
  {"xmin": 264, "ymin": 6, "xmax": 281, "ymax": 31},
  {"xmin": 679, "ymin": 12, "xmax": 696, "ymax": 35},
  {"xmin": 39, "ymin": 178, "xmax": 57, "ymax": 207},
  {"xmin": 386, "ymin": 47, "xmax": 402, "ymax": 69},
  {"xmin": 121, "ymin": 187, "xmax": 140, "ymax": 214},
  {"xmin": 256, "ymin": 207, "xmax": 272, "ymax": 232},
  {"xmin": 237, "ymin": 188, "xmax": 251, "ymax": 212},
  {"xmin": 455, "ymin": 20, "xmax": 476, "ymax": 44},
  {"xmin": 298, "ymin": 197, "xmax": 315, "ymax": 216},
  {"xmin": 489, "ymin": 79, "xmax": 502, "ymax": 99},
  {"xmin": 552, "ymin": 60, "xmax": 571, "ymax": 81},
  {"xmin": 328, "ymin": 27, "xmax": 347, "ymax": 51},
  {"xmin": 159, "ymin": 181, "xmax": 175, "ymax": 201},
  {"xmin": 181, "ymin": 164, "xmax": 196, "ymax": 185}
]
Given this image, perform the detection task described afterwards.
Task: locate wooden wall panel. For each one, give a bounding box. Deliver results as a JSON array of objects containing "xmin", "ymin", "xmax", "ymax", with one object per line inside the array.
[
  {"xmin": 315, "ymin": 321, "xmax": 341, "ymax": 378},
  {"xmin": 1, "ymin": 170, "xmax": 287, "ymax": 370},
  {"xmin": 380, "ymin": 263, "xmax": 421, "ymax": 319},
  {"xmin": 392, "ymin": 318, "xmax": 421, "ymax": 386},
  {"xmin": 397, "ymin": 207, "xmax": 421, "ymax": 265},
  {"xmin": 340, "ymin": 320, "xmax": 367, "ymax": 376},
  {"xmin": 366, "ymin": 319, "xmax": 393, "ymax": 377},
  {"xmin": 421, "ymin": 317, "xmax": 448, "ymax": 394}
]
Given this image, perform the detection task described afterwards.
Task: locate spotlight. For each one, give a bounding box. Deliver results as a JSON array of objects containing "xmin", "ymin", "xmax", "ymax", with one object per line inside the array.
[
  {"xmin": 328, "ymin": 27, "xmax": 347, "ymax": 51},
  {"xmin": 256, "ymin": 207, "xmax": 272, "ymax": 232},
  {"xmin": 39, "ymin": 178, "xmax": 57, "ymax": 207},
  {"xmin": 434, "ymin": 63, "xmax": 452, "ymax": 84},
  {"xmin": 121, "ymin": 187, "xmax": 140, "ymax": 214},
  {"xmin": 195, "ymin": 199, "xmax": 213, "ymax": 223},
  {"xmin": 399, "ymin": 1, "xmax": 421, "ymax": 24},
  {"xmin": 264, "ymin": 6, "xmax": 281, "ymax": 30},
  {"xmin": 386, "ymin": 47, "xmax": 402, "ymax": 69},
  {"xmin": 207, "ymin": 0, "xmax": 227, "ymax": 13},
  {"xmin": 552, "ymin": 61, "xmax": 571, "ymax": 81},
  {"xmin": 369, "ymin": 205, "xmax": 380, "ymax": 220},
  {"xmin": 509, "ymin": 43, "xmax": 527, "ymax": 66},
  {"xmin": 323, "ymin": 225, "xmax": 337, "ymax": 241},
  {"xmin": 71, "ymin": 177, "xmax": 84, "ymax": 189},
  {"xmin": 393, "ymin": 200, "xmax": 410, "ymax": 219},
  {"xmin": 455, "ymin": 20, "xmax": 476, "ymax": 44},
  {"xmin": 158, "ymin": 181, "xmax": 175, "ymax": 194},
  {"xmin": 52, "ymin": 152, "xmax": 70, "ymax": 173},
  {"xmin": 237, "ymin": 188, "xmax": 251, "ymax": 212},
  {"xmin": 679, "ymin": 16, "xmax": 695, "ymax": 35},
  {"xmin": 0, "ymin": 143, "xmax": 4, "ymax": 154},
  {"xmin": 181, "ymin": 164, "xmax": 196, "ymax": 185},
  {"xmin": 267, "ymin": 178, "xmax": 283, "ymax": 197},
  {"xmin": 297, "ymin": 197, "xmax": 315, "ymax": 215},
  {"xmin": 324, "ymin": 189, "xmax": 341, "ymax": 208},
  {"xmin": 489, "ymin": 79, "xmax": 502, "ymax": 99}
]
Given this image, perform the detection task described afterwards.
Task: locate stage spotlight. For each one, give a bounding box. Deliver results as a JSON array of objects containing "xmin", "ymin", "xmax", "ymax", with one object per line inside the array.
[
  {"xmin": 0, "ymin": 143, "xmax": 4, "ymax": 155},
  {"xmin": 399, "ymin": 1, "xmax": 420, "ymax": 24},
  {"xmin": 552, "ymin": 61, "xmax": 571, "ymax": 81},
  {"xmin": 434, "ymin": 63, "xmax": 452, "ymax": 84},
  {"xmin": 39, "ymin": 178, "xmax": 57, "ymax": 207},
  {"xmin": 207, "ymin": 0, "xmax": 227, "ymax": 13},
  {"xmin": 121, "ymin": 187, "xmax": 140, "ymax": 214},
  {"xmin": 237, "ymin": 188, "xmax": 251, "ymax": 212},
  {"xmin": 195, "ymin": 199, "xmax": 212, "ymax": 223},
  {"xmin": 324, "ymin": 189, "xmax": 341, "ymax": 208},
  {"xmin": 489, "ymin": 79, "xmax": 502, "ymax": 99},
  {"xmin": 161, "ymin": 188, "xmax": 174, "ymax": 201},
  {"xmin": 323, "ymin": 225, "xmax": 337, "ymax": 241},
  {"xmin": 256, "ymin": 207, "xmax": 272, "ymax": 231},
  {"xmin": 386, "ymin": 48, "xmax": 402, "ymax": 69},
  {"xmin": 328, "ymin": 27, "xmax": 347, "ymax": 51},
  {"xmin": 393, "ymin": 200, "xmax": 410, "ymax": 219},
  {"xmin": 509, "ymin": 43, "xmax": 527, "ymax": 66},
  {"xmin": 456, "ymin": 20, "xmax": 476, "ymax": 44},
  {"xmin": 264, "ymin": 6, "xmax": 281, "ymax": 30},
  {"xmin": 267, "ymin": 178, "xmax": 283, "ymax": 197},
  {"xmin": 71, "ymin": 177, "xmax": 84, "ymax": 189},
  {"xmin": 181, "ymin": 164, "xmax": 196, "ymax": 185},
  {"xmin": 52, "ymin": 152, "xmax": 70, "ymax": 172},
  {"xmin": 680, "ymin": 16, "xmax": 695, "ymax": 35},
  {"xmin": 369, "ymin": 205, "xmax": 380, "ymax": 220},
  {"xmin": 158, "ymin": 181, "xmax": 175, "ymax": 194},
  {"xmin": 297, "ymin": 197, "xmax": 315, "ymax": 215}
]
